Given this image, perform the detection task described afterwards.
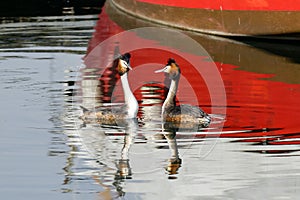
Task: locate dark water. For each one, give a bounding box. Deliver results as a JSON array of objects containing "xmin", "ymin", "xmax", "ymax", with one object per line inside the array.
[{"xmin": 1, "ymin": 2, "xmax": 300, "ymax": 200}]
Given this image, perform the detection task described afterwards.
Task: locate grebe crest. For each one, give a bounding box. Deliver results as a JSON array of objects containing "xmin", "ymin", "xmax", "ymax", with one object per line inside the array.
[
  {"xmin": 155, "ymin": 58, "xmax": 211, "ymax": 128},
  {"xmin": 156, "ymin": 58, "xmax": 180, "ymax": 80},
  {"xmin": 80, "ymin": 53, "xmax": 138, "ymax": 124}
]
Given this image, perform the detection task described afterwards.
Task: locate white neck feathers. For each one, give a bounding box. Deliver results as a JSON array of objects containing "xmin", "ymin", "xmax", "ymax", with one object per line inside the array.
[
  {"xmin": 121, "ymin": 73, "xmax": 138, "ymax": 118},
  {"xmin": 162, "ymin": 76, "xmax": 179, "ymax": 115}
]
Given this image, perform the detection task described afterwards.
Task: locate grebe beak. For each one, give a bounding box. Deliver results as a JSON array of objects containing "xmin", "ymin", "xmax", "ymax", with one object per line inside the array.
[
  {"xmin": 155, "ymin": 65, "xmax": 170, "ymax": 73},
  {"xmin": 128, "ymin": 64, "xmax": 133, "ymax": 70},
  {"xmin": 155, "ymin": 68, "xmax": 165, "ymax": 73},
  {"xmin": 125, "ymin": 62, "xmax": 133, "ymax": 70}
]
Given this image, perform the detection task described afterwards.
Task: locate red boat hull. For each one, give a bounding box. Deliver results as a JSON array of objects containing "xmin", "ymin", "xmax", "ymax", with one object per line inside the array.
[
  {"xmin": 136, "ymin": 0, "xmax": 300, "ymax": 11},
  {"xmin": 111, "ymin": 0, "xmax": 300, "ymax": 37}
]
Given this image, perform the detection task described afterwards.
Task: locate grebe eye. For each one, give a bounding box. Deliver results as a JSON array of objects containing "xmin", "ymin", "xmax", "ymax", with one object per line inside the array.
[
  {"xmin": 121, "ymin": 60, "xmax": 132, "ymax": 70},
  {"xmin": 165, "ymin": 65, "xmax": 171, "ymax": 73},
  {"xmin": 121, "ymin": 60, "xmax": 128, "ymax": 67}
]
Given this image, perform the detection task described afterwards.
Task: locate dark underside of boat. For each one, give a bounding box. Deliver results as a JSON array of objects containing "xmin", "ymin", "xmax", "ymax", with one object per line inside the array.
[{"xmin": 0, "ymin": 0, "xmax": 106, "ymax": 16}]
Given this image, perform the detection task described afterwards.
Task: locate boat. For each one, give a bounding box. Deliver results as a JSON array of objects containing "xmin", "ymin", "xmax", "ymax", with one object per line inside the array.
[
  {"xmin": 83, "ymin": 4, "xmax": 300, "ymax": 143},
  {"xmin": 111, "ymin": 0, "xmax": 300, "ymax": 39}
]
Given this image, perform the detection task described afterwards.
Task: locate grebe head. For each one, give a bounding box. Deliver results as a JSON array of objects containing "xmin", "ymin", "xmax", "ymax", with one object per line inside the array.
[
  {"xmin": 117, "ymin": 53, "xmax": 132, "ymax": 76},
  {"xmin": 155, "ymin": 58, "xmax": 180, "ymax": 80}
]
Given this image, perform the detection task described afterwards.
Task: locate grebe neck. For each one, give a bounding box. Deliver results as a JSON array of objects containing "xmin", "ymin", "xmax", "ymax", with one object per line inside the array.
[
  {"xmin": 162, "ymin": 76, "xmax": 180, "ymax": 116},
  {"xmin": 121, "ymin": 73, "xmax": 138, "ymax": 118}
]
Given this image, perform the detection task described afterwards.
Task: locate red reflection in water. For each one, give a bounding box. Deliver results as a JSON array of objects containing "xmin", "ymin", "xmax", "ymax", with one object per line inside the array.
[
  {"xmin": 86, "ymin": 10, "xmax": 124, "ymax": 54},
  {"xmin": 218, "ymin": 63, "xmax": 300, "ymax": 142},
  {"xmin": 84, "ymin": 8, "xmax": 300, "ymax": 147}
]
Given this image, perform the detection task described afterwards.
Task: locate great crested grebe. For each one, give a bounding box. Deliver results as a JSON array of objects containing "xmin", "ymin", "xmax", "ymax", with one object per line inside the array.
[
  {"xmin": 155, "ymin": 58, "xmax": 211, "ymax": 128},
  {"xmin": 80, "ymin": 53, "xmax": 138, "ymax": 124}
]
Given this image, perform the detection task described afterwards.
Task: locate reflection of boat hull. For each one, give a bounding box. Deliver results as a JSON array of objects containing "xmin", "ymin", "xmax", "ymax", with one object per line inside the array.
[{"xmin": 111, "ymin": 0, "xmax": 300, "ymax": 38}]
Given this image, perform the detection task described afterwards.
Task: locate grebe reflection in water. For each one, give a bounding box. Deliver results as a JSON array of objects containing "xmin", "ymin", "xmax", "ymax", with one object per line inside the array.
[
  {"xmin": 162, "ymin": 125, "xmax": 182, "ymax": 177},
  {"xmin": 80, "ymin": 53, "xmax": 138, "ymax": 124},
  {"xmin": 155, "ymin": 58, "xmax": 211, "ymax": 128}
]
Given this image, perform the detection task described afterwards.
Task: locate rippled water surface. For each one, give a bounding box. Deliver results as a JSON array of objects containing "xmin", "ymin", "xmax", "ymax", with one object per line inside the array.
[{"xmin": 1, "ymin": 3, "xmax": 300, "ymax": 200}]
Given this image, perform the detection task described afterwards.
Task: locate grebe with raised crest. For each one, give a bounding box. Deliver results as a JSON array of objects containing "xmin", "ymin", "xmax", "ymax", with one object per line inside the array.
[
  {"xmin": 155, "ymin": 58, "xmax": 211, "ymax": 128},
  {"xmin": 80, "ymin": 53, "xmax": 138, "ymax": 124}
]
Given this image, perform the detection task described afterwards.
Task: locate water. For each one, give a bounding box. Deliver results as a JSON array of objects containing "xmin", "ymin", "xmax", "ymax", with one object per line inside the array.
[{"xmin": 1, "ymin": 3, "xmax": 300, "ymax": 200}]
